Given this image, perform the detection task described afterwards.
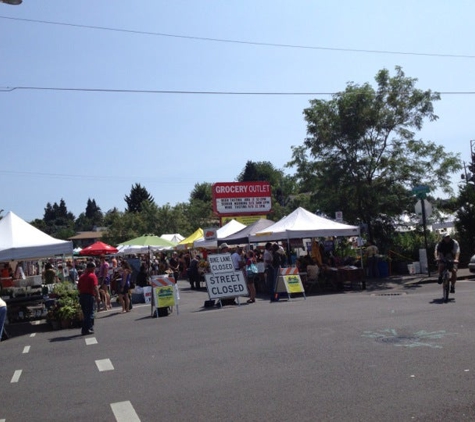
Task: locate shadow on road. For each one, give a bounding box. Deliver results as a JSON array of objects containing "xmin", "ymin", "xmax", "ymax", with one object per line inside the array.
[
  {"xmin": 429, "ymin": 297, "xmax": 455, "ymax": 305},
  {"xmin": 49, "ymin": 333, "xmax": 83, "ymax": 342}
]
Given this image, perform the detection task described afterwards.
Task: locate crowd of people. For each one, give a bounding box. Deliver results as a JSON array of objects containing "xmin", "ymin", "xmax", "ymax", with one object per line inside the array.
[
  {"xmin": 0, "ymin": 230, "xmax": 465, "ymax": 340},
  {"xmin": 0, "ymin": 231, "xmax": 466, "ymax": 340},
  {"xmin": 35, "ymin": 237, "xmax": 359, "ymax": 313}
]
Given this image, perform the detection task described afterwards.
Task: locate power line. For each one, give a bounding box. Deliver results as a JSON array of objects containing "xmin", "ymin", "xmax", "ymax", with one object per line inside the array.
[
  {"xmin": 0, "ymin": 170, "xmax": 194, "ymax": 184},
  {"xmin": 1, "ymin": 15, "xmax": 474, "ymax": 59},
  {"xmin": 0, "ymin": 86, "xmax": 334, "ymax": 95},
  {"xmin": 1, "ymin": 86, "xmax": 475, "ymax": 96}
]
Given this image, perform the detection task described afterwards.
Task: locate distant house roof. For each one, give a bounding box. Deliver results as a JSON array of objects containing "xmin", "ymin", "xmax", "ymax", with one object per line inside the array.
[{"xmin": 68, "ymin": 231, "xmax": 105, "ymax": 240}]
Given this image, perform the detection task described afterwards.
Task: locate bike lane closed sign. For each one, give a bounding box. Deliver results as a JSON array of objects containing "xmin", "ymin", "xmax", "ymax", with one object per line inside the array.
[{"xmin": 205, "ymin": 253, "xmax": 248, "ymax": 300}]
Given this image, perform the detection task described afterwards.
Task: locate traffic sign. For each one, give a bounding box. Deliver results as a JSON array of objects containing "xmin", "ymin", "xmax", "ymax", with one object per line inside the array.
[
  {"xmin": 415, "ymin": 199, "xmax": 432, "ymax": 220},
  {"xmin": 411, "ymin": 185, "xmax": 430, "ymax": 199},
  {"xmin": 411, "ymin": 185, "xmax": 430, "ymax": 194}
]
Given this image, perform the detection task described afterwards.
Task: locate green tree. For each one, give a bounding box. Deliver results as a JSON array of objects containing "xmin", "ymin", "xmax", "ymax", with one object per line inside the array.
[
  {"xmin": 455, "ymin": 185, "xmax": 475, "ymax": 265},
  {"xmin": 288, "ymin": 66, "xmax": 462, "ymax": 248},
  {"xmin": 190, "ymin": 182, "xmax": 213, "ymax": 202},
  {"xmin": 237, "ymin": 160, "xmax": 300, "ymax": 220},
  {"xmin": 85, "ymin": 198, "xmax": 103, "ymax": 224},
  {"xmin": 124, "ymin": 183, "xmax": 155, "ymax": 213},
  {"xmin": 138, "ymin": 201, "xmax": 191, "ymax": 236},
  {"xmin": 186, "ymin": 182, "xmax": 216, "ymax": 228},
  {"xmin": 36, "ymin": 199, "xmax": 75, "ymax": 239},
  {"xmin": 171, "ymin": 202, "xmax": 194, "ymax": 235},
  {"xmin": 75, "ymin": 198, "xmax": 104, "ymax": 231},
  {"xmin": 102, "ymin": 208, "xmax": 145, "ymax": 245}
]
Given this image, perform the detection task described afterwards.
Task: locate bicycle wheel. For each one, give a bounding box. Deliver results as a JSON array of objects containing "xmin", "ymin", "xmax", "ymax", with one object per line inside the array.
[{"xmin": 443, "ymin": 272, "xmax": 450, "ymax": 303}]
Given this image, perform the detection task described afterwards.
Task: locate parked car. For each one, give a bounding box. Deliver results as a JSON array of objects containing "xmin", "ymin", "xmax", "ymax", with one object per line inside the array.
[{"xmin": 469, "ymin": 254, "xmax": 475, "ymax": 273}]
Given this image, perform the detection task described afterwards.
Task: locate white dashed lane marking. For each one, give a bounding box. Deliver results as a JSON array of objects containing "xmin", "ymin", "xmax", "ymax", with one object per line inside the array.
[
  {"xmin": 111, "ymin": 401, "xmax": 141, "ymax": 422},
  {"xmin": 95, "ymin": 359, "xmax": 114, "ymax": 372},
  {"xmin": 11, "ymin": 370, "xmax": 22, "ymax": 383},
  {"xmin": 30, "ymin": 333, "xmax": 36, "ymax": 337},
  {"xmin": 22, "ymin": 346, "xmax": 30, "ymax": 354},
  {"xmin": 85, "ymin": 337, "xmax": 98, "ymax": 345}
]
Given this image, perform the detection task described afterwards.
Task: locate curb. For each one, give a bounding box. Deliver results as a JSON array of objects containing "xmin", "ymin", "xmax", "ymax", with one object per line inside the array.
[{"xmin": 363, "ymin": 270, "xmax": 474, "ymax": 290}]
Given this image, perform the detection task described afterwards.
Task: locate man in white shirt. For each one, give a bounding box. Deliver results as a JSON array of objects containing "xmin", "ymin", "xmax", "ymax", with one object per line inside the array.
[{"xmin": 231, "ymin": 246, "xmax": 245, "ymax": 272}]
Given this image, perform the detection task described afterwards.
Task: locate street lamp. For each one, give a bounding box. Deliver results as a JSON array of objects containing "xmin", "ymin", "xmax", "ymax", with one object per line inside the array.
[{"xmin": 0, "ymin": 0, "xmax": 22, "ymax": 4}]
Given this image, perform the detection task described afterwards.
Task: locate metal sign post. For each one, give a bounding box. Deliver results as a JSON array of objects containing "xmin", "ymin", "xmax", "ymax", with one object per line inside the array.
[{"xmin": 411, "ymin": 185, "xmax": 431, "ymax": 276}]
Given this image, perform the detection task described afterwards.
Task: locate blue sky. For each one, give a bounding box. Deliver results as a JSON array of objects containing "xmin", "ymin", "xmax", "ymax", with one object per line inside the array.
[{"xmin": 1, "ymin": 0, "xmax": 474, "ymax": 222}]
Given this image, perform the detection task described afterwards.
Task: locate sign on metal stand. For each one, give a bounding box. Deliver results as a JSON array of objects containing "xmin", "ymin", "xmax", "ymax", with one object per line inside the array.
[
  {"xmin": 150, "ymin": 275, "xmax": 179, "ymax": 317},
  {"xmin": 274, "ymin": 267, "xmax": 306, "ymax": 301},
  {"xmin": 205, "ymin": 253, "xmax": 248, "ymax": 307}
]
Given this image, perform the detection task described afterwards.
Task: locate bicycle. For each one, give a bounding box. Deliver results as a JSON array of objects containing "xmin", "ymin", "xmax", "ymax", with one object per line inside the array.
[{"xmin": 440, "ymin": 259, "xmax": 454, "ymax": 303}]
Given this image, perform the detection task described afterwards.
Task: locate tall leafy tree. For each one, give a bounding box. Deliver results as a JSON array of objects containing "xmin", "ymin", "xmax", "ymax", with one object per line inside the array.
[
  {"xmin": 85, "ymin": 198, "xmax": 103, "ymax": 223},
  {"xmin": 124, "ymin": 183, "xmax": 155, "ymax": 213},
  {"xmin": 186, "ymin": 182, "xmax": 216, "ymax": 228},
  {"xmin": 237, "ymin": 160, "xmax": 299, "ymax": 220},
  {"xmin": 34, "ymin": 198, "xmax": 75, "ymax": 238},
  {"xmin": 288, "ymin": 66, "xmax": 461, "ymax": 246},
  {"xmin": 455, "ymin": 185, "xmax": 475, "ymax": 265},
  {"xmin": 140, "ymin": 201, "xmax": 190, "ymax": 236},
  {"xmin": 102, "ymin": 208, "xmax": 145, "ymax": 245},
  {"xmin": 75, "ymin": 198, "xmax": 104, "ymax": 231}
]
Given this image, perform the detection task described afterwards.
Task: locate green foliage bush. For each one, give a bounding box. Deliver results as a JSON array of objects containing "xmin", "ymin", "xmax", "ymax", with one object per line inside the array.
[{"xmin": 48, "ymin": 283, "xmax": 81, "ymax": 323}]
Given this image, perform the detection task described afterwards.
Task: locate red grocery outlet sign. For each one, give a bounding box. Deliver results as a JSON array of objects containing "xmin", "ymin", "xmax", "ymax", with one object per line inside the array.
[{"xmin": 213, "ymin": 182, "xmax": 272, "ymax": 215}]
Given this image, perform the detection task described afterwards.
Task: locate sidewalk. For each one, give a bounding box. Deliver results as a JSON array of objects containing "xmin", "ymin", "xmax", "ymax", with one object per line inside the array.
[{"xmin": 364, "ymin": 267, "xmax": 474, "ymax": 292}]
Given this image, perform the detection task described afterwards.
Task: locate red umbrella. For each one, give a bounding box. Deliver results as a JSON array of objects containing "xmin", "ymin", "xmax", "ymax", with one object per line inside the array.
[{"xmin": 79, "ymin": 241, "xmax": 118, "ymax": 256}]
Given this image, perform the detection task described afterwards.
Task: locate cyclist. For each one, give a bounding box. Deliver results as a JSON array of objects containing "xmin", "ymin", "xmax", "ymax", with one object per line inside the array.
[{"xmin": 435, "ymin": 233, "xmax": 460, "ymax": 293}]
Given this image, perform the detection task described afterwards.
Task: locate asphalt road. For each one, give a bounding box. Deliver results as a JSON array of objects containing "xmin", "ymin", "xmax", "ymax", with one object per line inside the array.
[{"xmin": 2, "ymin": 277, "xmax": 475, "ymax": 422}]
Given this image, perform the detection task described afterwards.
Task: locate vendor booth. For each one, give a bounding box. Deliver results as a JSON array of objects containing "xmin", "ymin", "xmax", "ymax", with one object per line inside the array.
[
  {"xmin": 0, "ymin": 211, "xmax": 73, "ymax": 261},
  {"xmin": 117, "ymin": 235, "xmax": 176, "ymax": 255},
  {"xmin": 193, "ymin": 220, "xmax": 246, "ymax": 249},
  {"xmin": 250, "ymin": 207, "xmax": 359, "ymax": 242},
  {"xmin": 219, "ymin": 218, "xmax": 275, "ymax": 245},
  {"xmin": 0, "ymin": 211, "xmax": 73, "ymax": 324},
  {"xmin": 176, "ymin": 228, "xmax": 204, "ymax": 250},
  {"xmin": 119, "ymin": 234, "xmax": 176, "ymax": 249},
  {"xmin": 160, "ymin": 233, "xmax": 184, "ymax": 244},
  {"xmin": 79, "ymin": 241, "xmax": 118, "ymax": 256},
  {"xmin": 250, "ymin": 207, "xmax": 363, "ymax": 294}
]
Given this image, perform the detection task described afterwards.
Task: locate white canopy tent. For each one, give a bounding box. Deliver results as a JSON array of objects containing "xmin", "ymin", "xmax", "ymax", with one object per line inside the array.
[
  {"xmin": 249, "ymin": 207, "xmax": 360, "ymax": 242},
  {"xmin": 219, "ymin": 218, "xmax": 275, "ymax": 245},
  {"xmin": 193, "ymin": 219, "xmax": 246, "ymax": 249},
  {"xmin": 160, "ymin": 233, "xmax": 184, "ymax": 244},
  {"xmin": 116, "ymin": 244, "xmax": 174, "ymax": 255},
  {"xmin": 0, "ymin": 211, "xmax": 73, "ymax": 261}
]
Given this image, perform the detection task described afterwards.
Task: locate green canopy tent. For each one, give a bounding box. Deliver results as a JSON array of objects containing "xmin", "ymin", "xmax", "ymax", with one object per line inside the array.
[{"xmin": 117, "ymin": 235, "xmax": 176, "ymax": 254}]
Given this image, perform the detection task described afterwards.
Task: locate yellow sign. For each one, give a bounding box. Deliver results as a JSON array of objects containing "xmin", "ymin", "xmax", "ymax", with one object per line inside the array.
[
  {"xmin": 221, "ymin": 215, "xmax": 266, "ymax": 225},
  {"xmin": 283, "ymin": 275, "xmax": 305, "ymax": 294},
  {"xmin": 154, "ymin": 286, "xmax": 175, "ymax": 308}
]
